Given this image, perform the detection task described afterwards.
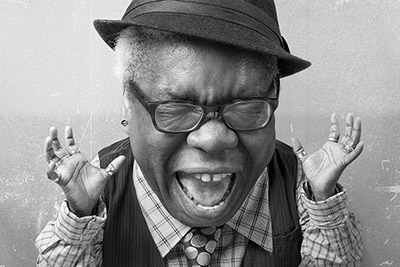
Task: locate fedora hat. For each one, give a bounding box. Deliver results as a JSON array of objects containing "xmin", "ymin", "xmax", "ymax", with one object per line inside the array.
[{"xmin": 93, "ymin": 0, "xmax": 311, "ymax": 77}]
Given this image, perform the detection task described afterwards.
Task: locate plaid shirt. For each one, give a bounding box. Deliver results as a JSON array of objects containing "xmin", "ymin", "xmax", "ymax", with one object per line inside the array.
[{"xmin": 36, "ymin": 157, "xmax": 362, "ymax": 266}]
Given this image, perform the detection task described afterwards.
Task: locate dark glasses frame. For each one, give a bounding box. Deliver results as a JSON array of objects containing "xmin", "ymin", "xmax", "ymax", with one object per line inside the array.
[{"xmin": 128, "ymin": 76, "xmax": 279, "ymax": 133}]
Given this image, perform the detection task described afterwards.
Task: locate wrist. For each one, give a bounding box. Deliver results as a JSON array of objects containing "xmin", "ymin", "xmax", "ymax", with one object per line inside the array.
[
  {"xmin": 67, "ymin": 200, "xmax": 98, "ymax": 217},
  {"xmin": 306, "ymin": 181, "xmax": 339, "ymax": 201}
]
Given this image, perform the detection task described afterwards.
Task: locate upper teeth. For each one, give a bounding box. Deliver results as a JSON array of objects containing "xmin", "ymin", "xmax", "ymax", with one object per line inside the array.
[{"xmin": 193, "ymin": 173, "xmax": 232, "ymax": 182}]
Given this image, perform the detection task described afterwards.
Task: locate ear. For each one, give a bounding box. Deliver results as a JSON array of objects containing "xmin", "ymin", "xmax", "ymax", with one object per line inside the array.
[{"xmin": 121, "ymin": 94, "xmax": 133, "ymax": 134}]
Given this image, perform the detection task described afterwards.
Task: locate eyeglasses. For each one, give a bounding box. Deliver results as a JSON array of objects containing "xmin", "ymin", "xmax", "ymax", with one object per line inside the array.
[{"xmin": 128, "ymin": 77, "xmax": 279, "ymax": 133}]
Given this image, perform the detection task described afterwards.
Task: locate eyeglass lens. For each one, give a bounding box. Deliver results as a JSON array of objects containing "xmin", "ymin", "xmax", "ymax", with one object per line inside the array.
[
  {"xmin": 153, "ymin": 100, "xmax": 271, "ymax": 132},
  {"xmin": 154, "ymin": 103, "xmax": 203, "ymax": 132}
]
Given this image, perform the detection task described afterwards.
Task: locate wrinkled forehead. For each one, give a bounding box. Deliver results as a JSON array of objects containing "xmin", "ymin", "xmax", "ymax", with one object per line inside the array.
[
  {"xmin": 137, "ymin": 40, "xmax": 278, "ymax": 100},
  {"xmin": 146, "ymin": 39, "xmax": 277, "ymax": 76},
  {"xmin": 115, "ymin": 28, "xmax": 278, "ymax": 91}
]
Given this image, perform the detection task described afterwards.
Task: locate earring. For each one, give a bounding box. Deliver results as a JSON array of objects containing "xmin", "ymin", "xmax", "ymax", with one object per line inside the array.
[{"xmin": 121, "ymin": 119, "xmax": 128, "ymax": 127}]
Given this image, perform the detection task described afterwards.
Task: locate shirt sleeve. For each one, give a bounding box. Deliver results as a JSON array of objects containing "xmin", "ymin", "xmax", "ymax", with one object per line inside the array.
[
  {"xmin": 35, "ymin": 200, "xmax": 106, "ymax": 267},
  {"xmin": 296, "ymin": 161, "xmax": 363, "ymax": 267}
]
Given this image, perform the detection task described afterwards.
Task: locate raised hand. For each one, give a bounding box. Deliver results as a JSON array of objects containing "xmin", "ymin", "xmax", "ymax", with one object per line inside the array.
[
  {"xmin": 291, "ymin": 113, "xmax": 364, "ymax": 201},
  {"xmin": 45, "ymin": 126, "xmax": 125, "ymax": 217}
]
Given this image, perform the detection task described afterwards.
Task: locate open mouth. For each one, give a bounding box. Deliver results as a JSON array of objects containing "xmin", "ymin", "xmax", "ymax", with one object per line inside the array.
[{"xmin": 176, "ymin": 172, "xmax": 235, "ymax": 210}]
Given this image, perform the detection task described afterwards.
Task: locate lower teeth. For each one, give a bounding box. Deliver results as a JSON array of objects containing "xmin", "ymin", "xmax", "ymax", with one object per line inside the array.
[
  {"xmin": 179, "ymin": 174, "xmax": 234, "ymax": 209},
  {"xmin": 197, "ymin": 201, "xmax": 225, "ymax": 210}
]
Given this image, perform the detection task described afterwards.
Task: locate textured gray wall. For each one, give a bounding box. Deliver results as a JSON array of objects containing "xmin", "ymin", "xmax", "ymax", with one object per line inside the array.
[{"xmin": 0, "ymin": 0, "xmax": 399, "ymax": 266}]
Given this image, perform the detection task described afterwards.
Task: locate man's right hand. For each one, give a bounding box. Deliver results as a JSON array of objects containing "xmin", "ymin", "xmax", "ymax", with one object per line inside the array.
[{"xmin": 45, "ymin": 126, "xmax": 125, "ymax": 217}]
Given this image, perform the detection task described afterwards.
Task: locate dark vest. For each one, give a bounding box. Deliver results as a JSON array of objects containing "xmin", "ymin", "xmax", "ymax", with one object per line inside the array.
[{"xmin": 100, "ymin": 138, "xmax": 301, "ymax": 267}]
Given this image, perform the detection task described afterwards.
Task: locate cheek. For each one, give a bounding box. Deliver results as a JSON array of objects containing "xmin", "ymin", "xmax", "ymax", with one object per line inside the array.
[
  {"xmin": 127, "ymin": 108, "xmax": 186, "ymax": 193},
  {"xmin": 239, "ymin": 118, "xmax": 276, "ymax": 167},
  {"xmin": 235, "ymin": 118, "xmax": 276, "ymax": 195},
  {"xmin": 128, "ymin": 105, "xmax": 167, "ymax": 158}
]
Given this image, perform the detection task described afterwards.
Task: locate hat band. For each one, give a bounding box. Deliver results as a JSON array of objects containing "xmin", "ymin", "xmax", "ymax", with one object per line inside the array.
[{"xmin": 123, "ymin": 0, "xmax": 283, "ymax": 47}]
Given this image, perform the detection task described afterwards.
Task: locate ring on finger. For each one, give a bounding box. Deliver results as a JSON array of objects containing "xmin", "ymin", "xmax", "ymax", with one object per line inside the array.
[
  {"xmin": 296, "ymin": 148, "xmax": 308, "ymax": 162},
  {"xmin": 55, "ymin": 148, "xmax": 68, "ymax": 159},
  {"xmin": 328, "ymin": 136, "xmax": 338, "ymax": 142},
  {"xmin": 341, "ymin": 134, "xmax": 356, "ymax": 153},
  {"xmin": 54, "ymin": 153, "xmax": 68, "ymax": 169},
  {"xmin": 68, "ymin": 145, "xmax": 80, "ymax": 155},
  {"xmin": 344, "ymin": 135, "xmax": 356, "ymax": 146},
  {"xmin": 342, "ymin": 134, "xmax": 352, "ymax": 143},
  {"xmin": 54, "ymin": 159, "xmax": 63, "ymax": 169},
  {"xmin": 70, "ymin": 150, "xmax": 79, "ymax": 155},
  {"xmin": 105, "ymin": 163, "xmax": 117, "ymax": 176},
  {"xmin": 343, "ymin": 143, "xmax": 354, "ymax": 153},
  {"xmin": 328, "ymin": 127, "xmax": 339, "ymax": 142}
]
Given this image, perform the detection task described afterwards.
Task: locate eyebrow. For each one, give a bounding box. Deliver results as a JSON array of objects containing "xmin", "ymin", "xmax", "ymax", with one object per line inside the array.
[
  {"xmin": 146, "ymin": 78, "xmax": 277, "ymax": 103},
  {"xmin": 152, "ymin": 87, "xmax": 201, "ymax": 102}
]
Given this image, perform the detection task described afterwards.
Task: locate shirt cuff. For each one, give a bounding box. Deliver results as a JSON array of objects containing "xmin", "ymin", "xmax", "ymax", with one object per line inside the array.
[
  {"xmin": 54, "ymin": 200, "xmax": 106, "ymax": 245},
  {"xmin": 301, "ymin": 183, "xmax": 349, "ymax": 229}
]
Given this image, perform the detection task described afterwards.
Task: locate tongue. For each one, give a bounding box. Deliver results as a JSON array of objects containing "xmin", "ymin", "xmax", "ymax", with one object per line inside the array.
[{"xmin": 178, "ymin": 173, "xmax": 231, "ymax": 206}]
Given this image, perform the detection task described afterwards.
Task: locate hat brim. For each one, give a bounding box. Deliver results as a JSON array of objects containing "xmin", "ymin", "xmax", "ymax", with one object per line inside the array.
[{"xmin": 93, "ymin": 13, "xmax": 311, "ymax": 77}]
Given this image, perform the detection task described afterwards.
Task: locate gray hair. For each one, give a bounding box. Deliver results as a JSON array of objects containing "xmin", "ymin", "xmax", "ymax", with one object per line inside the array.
[
  {"xmin": 114, "ymin": 26, "xmax": 183, "ymax": 85},
  {"xmin": 114, "ymin": 26, "xmax": 279, "ymax": 96}
]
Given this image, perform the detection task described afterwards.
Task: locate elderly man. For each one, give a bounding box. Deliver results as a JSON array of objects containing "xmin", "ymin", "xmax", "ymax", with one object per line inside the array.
[{"xmin": 36, "ymin": 0, "xmax": 364, "ymax": 266}]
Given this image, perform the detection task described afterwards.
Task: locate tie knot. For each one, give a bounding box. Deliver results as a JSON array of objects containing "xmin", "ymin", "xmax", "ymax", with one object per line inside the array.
[{"xmin": 181, "ymin": 226, "xmax": 222, "ymax": 267}]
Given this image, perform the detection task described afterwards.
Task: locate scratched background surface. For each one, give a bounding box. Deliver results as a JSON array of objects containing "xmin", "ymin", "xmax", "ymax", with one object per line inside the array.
[{"xmin": 0, "ymin": 0, "xmax": 399, "ymax": 266}]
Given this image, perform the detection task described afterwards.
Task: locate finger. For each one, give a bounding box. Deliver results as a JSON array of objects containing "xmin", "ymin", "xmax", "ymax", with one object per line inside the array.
[
  {"xmin": 49, "ymin": 127, "xmax": 62, "ymax": 150},
  {"xmin": 45, "ymin": 136, "xmax": 57, "ymax": 162},
  {"xmin": 291, "ymin": 137, "xmax": 308, "ymax": 162},
  {"xmin": 342, "ymin": 113, "xmax": 354, "ymax": 141},
  {"xmin": 328, "ymin": 113, "xmax": 340, "ymax": 142},
  {"xmin": 46, "ymin": 161, "xmax": 60, "ymax": 183},
  {"xmin": 64, "ymin": 126, "xmax": 80, "ymax": 155},
  {"xmin": 344, "ymin": 141, "xmax": 364, "ymax": 165},
  {"xmin": 50, "ymin": 126, "xmax": 68, "ymax": 158},
  {"xmin": 351, "ymin": 117, "xmax": 362, "ymax": 145},
  {"xmin": 65, "ymin": 126, "xmax": 75, "ymax": 147},
  {"xmin": 101, "ymin": 156, "xmax": 126, "ymax": 180},
  {"xmin": 341, "ymin": 113, "xmax": 360, "ymax": 152}
]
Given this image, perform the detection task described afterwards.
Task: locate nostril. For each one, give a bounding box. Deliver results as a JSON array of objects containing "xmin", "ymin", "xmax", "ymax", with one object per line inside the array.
[
  {"xmin": 207, "ymin": 111, "xmax": 219, "ymax": 119},
  {"xmin": 187, "ymin": 120, "xmax": 238, "ymax": 154}
]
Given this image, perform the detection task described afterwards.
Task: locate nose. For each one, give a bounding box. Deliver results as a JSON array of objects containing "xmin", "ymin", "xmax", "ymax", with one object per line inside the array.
[{"xmin": 187, "ymin": 117, "xmax": 238, "ymax": 154}]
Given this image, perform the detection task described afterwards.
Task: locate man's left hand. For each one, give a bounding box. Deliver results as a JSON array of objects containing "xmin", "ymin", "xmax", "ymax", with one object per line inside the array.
[{"xmin": 291, "ymin": 113, "xmax": 364, "ymax": 201}]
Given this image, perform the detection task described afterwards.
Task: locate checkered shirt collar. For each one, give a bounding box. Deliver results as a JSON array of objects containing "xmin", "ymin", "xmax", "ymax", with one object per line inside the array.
[{"xmin": 133, "ymin": 161, "xmax": 273, "ymax": 258}]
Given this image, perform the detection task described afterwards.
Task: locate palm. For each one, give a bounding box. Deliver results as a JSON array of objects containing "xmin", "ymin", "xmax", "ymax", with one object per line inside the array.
[
  {"xmin": 45, "ymin": 126, "xmax": 125, "ymax": 217},
  {"xmin": 302, "ymin": 142, "xmax": 353, "ymax": 192},
  {"xmin": 292, "ymin": 113, "xmax": 364, "ymax": 200},
  {"xmin": 56, "ymin": 153, "xmax": 107, "ymax": 216}
]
